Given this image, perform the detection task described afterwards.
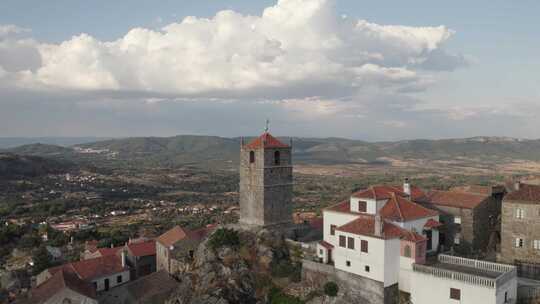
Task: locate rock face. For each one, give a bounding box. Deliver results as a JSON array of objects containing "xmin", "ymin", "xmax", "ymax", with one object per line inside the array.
[{"xmin": 166, "ymin": 227, "xmax": 295, "ymax": 304}]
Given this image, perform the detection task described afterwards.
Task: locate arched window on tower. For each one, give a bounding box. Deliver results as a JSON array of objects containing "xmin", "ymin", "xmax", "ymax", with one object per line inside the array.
[
  {"xmin": 249, "ymin": 151, "xmax": 255, "ymax": 163},
  {"xmin": 404, "ymin": 244, "xmax": 411, "ymax": 258},
  {"xmin": 274, "ymin": 151, "xmax": 280, "ymax": 165}
]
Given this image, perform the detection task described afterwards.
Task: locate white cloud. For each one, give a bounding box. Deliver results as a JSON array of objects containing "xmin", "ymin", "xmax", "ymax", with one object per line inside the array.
[
  {"xmin": 0, "ymin": 24, "xmax": 30, "ymax": 38},
  {"xmin": 0, "ymin": 0, "xmax": 463, "ymax": 98}
]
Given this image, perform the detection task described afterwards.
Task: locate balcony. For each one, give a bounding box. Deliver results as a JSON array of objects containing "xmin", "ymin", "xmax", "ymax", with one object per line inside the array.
[{"xmin": 413, "ymin": 254, "xmax": 517, "ymax": 289}]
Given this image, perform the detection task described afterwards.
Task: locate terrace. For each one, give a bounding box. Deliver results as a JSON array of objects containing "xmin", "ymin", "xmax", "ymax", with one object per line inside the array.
[{"xmin": 413, "ymin": 254, "xmax": 517, "ymax": 289}]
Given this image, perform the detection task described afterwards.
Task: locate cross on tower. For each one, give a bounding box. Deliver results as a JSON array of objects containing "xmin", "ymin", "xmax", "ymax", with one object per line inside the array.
[{"xmin": 265, "ymin": 119, "xmax": 270, "ymax": 133}]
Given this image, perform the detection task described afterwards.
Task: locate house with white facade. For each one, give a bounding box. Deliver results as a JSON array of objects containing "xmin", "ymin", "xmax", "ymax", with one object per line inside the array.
[
  {"xmin": 412, "ymin": 254, "xmax": 517, "ymax": 304},
  {"xmin": 311, "ymin": 182, "xmax": 517, "ymax": 304},
  {"xmin": 37, "ymin": 253, "xmax": 130, "ymax": 294}
]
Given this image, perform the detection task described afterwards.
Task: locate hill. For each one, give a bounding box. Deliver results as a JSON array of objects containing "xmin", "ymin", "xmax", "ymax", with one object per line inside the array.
[
  {"xmin": 0, "ymin": 153, "xmax": 74, "ymax": 179},
  {"xmin": 0, "ymin": 137, "xmax": 110, "ymax": 149},
  {"xmin": 4, "ymin": 135, "xmax": 540, "ymax": 169}
]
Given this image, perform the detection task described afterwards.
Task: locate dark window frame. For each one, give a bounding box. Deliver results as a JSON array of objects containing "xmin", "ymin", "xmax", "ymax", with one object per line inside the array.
[
  {"xmin": 347, "ymin": 237, "xmax": 355, "ymax": 249},
  {"xmin": 361, "ymin": 240, "xmax": 369, "ymax": 253},
  {"xmin": 249, "ymin": 151, "xmax": 255, "ymax": 163},
  {"xmin": 117, "ymin": 275, "xmax": 122, "ymax": 283},
  {"xmin": 330, "ymin": 225, "xmax": 337, "ymax": 236},
  {"xmin": 339, "ymin": 235, "xmax": 346, "ymax": 247},
  {"xmin": 274, "ymin": 150, "xmax": 280, "ymax": 165},
  {"xmin": 358, "ymin": 201, "xmax": 367, "ymax": 212},
  {"xmin": 450, "ymin": 288, "xmax": 461, "ymax": 300}
]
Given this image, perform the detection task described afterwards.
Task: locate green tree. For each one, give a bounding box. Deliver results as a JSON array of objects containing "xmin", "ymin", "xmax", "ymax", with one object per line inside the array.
[
  {"xmin": 324, "ymin": 282, "xmax": 339, "ymax": 297},
  {"xmin": 32, "ymin": 245, "xmax": 52, "ymax": 275}
]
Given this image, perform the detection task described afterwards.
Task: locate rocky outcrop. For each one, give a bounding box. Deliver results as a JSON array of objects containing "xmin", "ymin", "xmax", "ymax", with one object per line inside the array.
[{"xmin": 166, "ymin": 227, "xmax": 297, "ymax": 304}]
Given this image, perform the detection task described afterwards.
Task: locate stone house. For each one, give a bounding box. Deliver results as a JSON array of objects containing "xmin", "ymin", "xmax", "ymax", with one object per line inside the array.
[
  {"xmin": 124, "ymin": 240, "xmax": 156, "ymax": 279},
  {"xmin": 420, "ymin": 186, "xmax": 505, "ymax": 254},
  {"xmin": 37, "ymin": 254, "xmax": 130, "ymax": 293},
  {"xmin": 156, "ymin": 225, "xmax": 215, "ymax": 275},
  {"xmin": 26, "ymin": 269, "xmax": 97, "ymax": 304},
  {"xmin": 499, "ymin": 184, "xmax": 540, "ymax": 271}
]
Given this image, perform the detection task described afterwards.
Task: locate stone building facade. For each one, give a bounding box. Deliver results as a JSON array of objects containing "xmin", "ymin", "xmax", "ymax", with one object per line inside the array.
[
  {"xmin": 500, "ymin": 184, "xmax": 540, "ymax": 267},
  {"xmin": 420, "ymin": 186, "xmax": 504, "ymax": 254},
  {"xmin": 239, "ymin": 132, "xmax": 293, "ymax": 227}
]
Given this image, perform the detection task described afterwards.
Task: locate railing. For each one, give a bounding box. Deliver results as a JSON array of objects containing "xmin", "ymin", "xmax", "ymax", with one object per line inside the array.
[
  {"xmin": 413, "ymin": 255, "xmax": 517, "ymax": 289},
  {"xmin": 413, "ymin": 263, "xmax": 496, "ymax": 288},
  {"xmin": 438, "ymin": 254, "xmax": 516, "ymax": 273}
]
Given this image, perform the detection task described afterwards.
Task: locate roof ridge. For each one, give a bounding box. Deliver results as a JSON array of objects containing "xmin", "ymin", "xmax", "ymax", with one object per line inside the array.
[{"xmin": 392, "ymin": 193, "xmax": 404, "ymax": 220}]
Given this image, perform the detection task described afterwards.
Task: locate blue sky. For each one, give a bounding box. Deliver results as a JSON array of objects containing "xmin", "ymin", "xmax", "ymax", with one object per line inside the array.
[{"xmin": 0, "ymin": 0, "xmax": 539, "ymax": 139}]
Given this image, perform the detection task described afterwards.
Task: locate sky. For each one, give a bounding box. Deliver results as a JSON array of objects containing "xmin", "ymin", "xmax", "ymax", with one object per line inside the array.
[{"xmin": 0, "ymin": 0, "xmax": 539, "ymax": 141}]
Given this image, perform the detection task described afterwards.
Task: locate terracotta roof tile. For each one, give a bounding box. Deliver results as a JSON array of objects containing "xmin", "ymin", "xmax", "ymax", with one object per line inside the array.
[
  {"xmin": 424, "ymin": 219, "xmax": 443, "ymax": 229},
  {"xmin": 157, "ymin": 226, "xmax": 188, "ymax": 247},
  {"xmin": 319, "ymin": 240, "xmax": 334, "ymax": 249},
  {"xmin": 96, "ymin": 246, "xmax": 122, "ymax": 257},
  {"xmin": 127, "ymin": 240, "xmax": 156, "ymax": 257},
  {"xmin": 336, "ymin": 216, "xmax": 403, "ymax": 239},
  {"xmin": 379, "ymin": 193, "xmax": 438, "ymax": 222},
  {"xmin": 30, "ymin": 270, "xmax": 96, "ymax": 303},
  {"xmin": 425, "ymin": 190, "xmax": 488, "ymax": 209},
  {"xmin": 244, "ymin": 132, "xmax": 289, "ymax": 149},
  {"xmin": 351, "ymin": 185, "xmax": 406, "ymax": 200},
  {"xmin": 505, "ymin": 184, "xmax": 540, "ymax": 203}
]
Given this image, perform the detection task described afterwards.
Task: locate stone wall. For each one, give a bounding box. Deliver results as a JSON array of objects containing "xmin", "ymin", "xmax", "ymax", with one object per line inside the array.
[
  {"xmin": 302, "ymin": 259, "xmax": 398, "ymax": 304},
  {"xmin": 239, "ymin": 145, "xmax": 293, "ymax": 227},
  {"xmin": 500, "ymin": 201, "xmax": 540, "ymax": 264}
]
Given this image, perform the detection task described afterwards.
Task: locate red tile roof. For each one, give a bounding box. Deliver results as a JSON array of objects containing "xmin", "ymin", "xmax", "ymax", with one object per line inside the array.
[
  {"xmin": 379, "ymin": 193, "xmax": 438, "ymax": 222},
  {"xmin": 96, "ymin": 246, "xmax": 122, "ymax": 257},
  {"xmin": 324, "ymin": 200, "xmax": 352, "ymax": 213},
  {"xmin": 244, "ymin": 132, "xmax": 289, "ymax": 149},
  {"xmin": 319, "ymin": 240, "xmax": 334, "ymax": 249},
  {"xmin": 31, "ymin": 270, "xmax": 96, "ymax": 303},
  {"xmin": 505, "ymin": 184, "xmax": 540, "ymax": 203},
  {"xmin": 157, "ymin": 226, "xmax": 188, "ymax": 247},
  {"xmin": 352, "ymin": 185, "xmax": 406, "ymax": 200},
  {"xmin": 425, "ymin": 190, "xmax": 488, "ymax": 209},
  {"xmin": 50, "ymin": 255, "xmax": 126, "ymax": 281},
  {"xmin": 127, "ymin": 240, "xmax": 156, "ymax": 257},
  {"xmin": 337, "ymin": 216, "xmax": 426, "ymax": 242},
  {"xmin": 424, "ymin": 219, "xmax": 443, "ymax": 229}
]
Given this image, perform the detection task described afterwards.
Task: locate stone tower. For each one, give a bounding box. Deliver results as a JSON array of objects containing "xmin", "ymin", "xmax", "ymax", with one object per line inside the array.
[{"xmin": 239, "ymin": 132, "xmax": 293, "ymax": 227}]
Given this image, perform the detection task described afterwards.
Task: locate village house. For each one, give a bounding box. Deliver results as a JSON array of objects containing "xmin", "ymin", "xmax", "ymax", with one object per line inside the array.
[
  {"xmin": 499, "ymin": 183, "xmax": 540, "ymax": 278},
  {"xmin": 156, "ymin": 225, "xmax": 216, "ymax": 275},
  {"xmin": 420, "ymin": 185, "xmax": 505, "ymax": 253},
  {"xmin": 304, "ymin": 182, "xmax": 517, "ymax": 304},
  {"xmin": 37, "ymin": 254, "xmax": 130, "ymax": 293},
  {"xmin": 25, "ymin": 269, "xmax": 97, "ymax": 304}
]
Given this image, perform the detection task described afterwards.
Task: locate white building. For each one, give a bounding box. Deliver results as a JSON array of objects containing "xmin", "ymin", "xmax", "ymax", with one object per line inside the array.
[
  {"xmin": 313, "ymin": 182, "xmax": 518, "ymax": 304},
  {"xmin": 411, "ymin": 254, "xmax": 517, "ymax": 304}
]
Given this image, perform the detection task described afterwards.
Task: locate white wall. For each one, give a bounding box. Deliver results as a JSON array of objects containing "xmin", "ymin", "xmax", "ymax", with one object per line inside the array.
[
  {"xmin": 46, "ymin": 287, "xmax": 97, "ymax": 304},
  {"xmin": 323, "ymin": 210, "xmax": 358, "ymax": 247},
  {"xmin": 92, "ymin": 270, "xmax": 130, "ymax": 292},
  {"xmin": 349, "ymin": 197, "xmax": 388, "ymax": 215},
  {"xmin": 333, "ymin": 230, "xmax": 400, "ymax": 287},
  {"xmin": 391, "ymin": 216, "xmax": 440, "ymax": 252},
  {"xmin": 411, "ymin": 271, "xmax": 517, "ymax": 304}
]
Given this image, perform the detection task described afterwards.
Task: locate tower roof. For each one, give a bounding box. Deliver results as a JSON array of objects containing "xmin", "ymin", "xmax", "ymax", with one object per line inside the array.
[{"xmin": 244, "ymin": 132, "xmax": 289, "ymax": 149}]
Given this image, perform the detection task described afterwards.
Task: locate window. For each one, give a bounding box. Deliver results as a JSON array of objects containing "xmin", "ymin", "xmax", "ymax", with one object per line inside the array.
[
  {"xmin": 454, "ymin": 234, "xmax": 461, "ymax": 245},
  {"xmin": 189, "ymin": 250, "xmax": 194, "ymax": 259},
  {"xmin": 516, "ymin": 238, "xmax": 524, "ymax": 248},
  {"xmin": 330, "ymin": 225, "xmax": 337, "ymax": 236},
  {"xmin": 404, "ymin": 245, "xmax": 411, "ymax": 258},
  {"xmin": 358, "ymin": 201, "xmax": 367, "ymax": 212},
  {"xmin": 339, "ymin": 235, "xmax": 346, "ymax": 247},
  {"xmin": 505, "ymin": 291, "xmax": 508, "ymax": 303},
  {"xmin": 274, "ymin": 151, "xmax": 280, "ymax": 165},
  {"xmin": 319, "ymin": 249, "xmax": 323, "ymax": 255},
  {"xmin": 93, "ymin": 282, "xmax": 97, "ymax": 290},
  {"xmin": 361, "ymin": 240, "xmax": 369, "ymax": 253},
  {"xmin": 365, "ymin": 265, "xmax": 370, "ymax": 272},
  {"xmin": 450, "ymin": 288, "xmax": 461, "ymax": 300},
  {"xmin": 534, "ymin": 240, "xmax": 540, "ymax": 250},
  {"xmin": 346, "ymin": 260, "xmax": 351, "ymax": 267},
  {"xmin": 117, "ymin": 275, "xmax": 122, "ymax": 283},
  {"xmin": 516, "ymin": 208, "xmax": 525, "ymax": 219},
  {"xmin": 249, "ymin": 151, "xmax": 255, "ymax": 163},
  {"xmin": 454, "ymin": 216, "xmax": 462, "ymax": 224},
  {"xmin": 347, "ymin": 237, "xmax": 355, "ymax": 249}
]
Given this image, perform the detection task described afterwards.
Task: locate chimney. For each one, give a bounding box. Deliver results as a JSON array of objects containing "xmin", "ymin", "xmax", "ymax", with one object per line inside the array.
[
  {"xmin": 515, "ymin": 181, "xmax": 522, "ymax": 191},
  {"xmin": 403, "ymin": 178, "xmax": 411, "ymax": 197},
  {"xmin": 374, "ymin": 214, "xmax": 383, "ymax": 237},
  {"xmin": 121, "ymin": 250, "xmax": 126, "ymax": 268},
  {"xmin": 110, "ymin": 243, "xmax": 114, "ymax": 248}
]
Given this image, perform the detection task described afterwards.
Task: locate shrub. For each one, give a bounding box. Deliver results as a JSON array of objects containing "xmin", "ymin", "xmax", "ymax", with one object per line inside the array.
[
  {"xmin": 208, "ymin": 228, "xmax": 240, "ymax": 250},
  {"xmin": 324, "ymin": 281, "xmax": 339, "ymax": 297}
]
